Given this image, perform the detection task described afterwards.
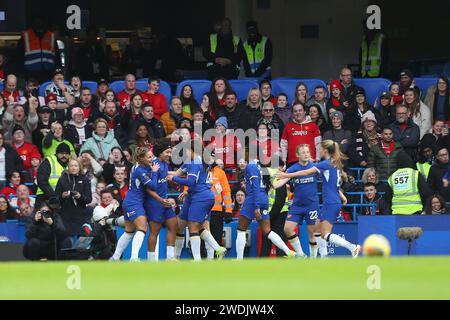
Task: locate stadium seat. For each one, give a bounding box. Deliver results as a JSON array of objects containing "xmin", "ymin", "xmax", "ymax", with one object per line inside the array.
[
  {"xmin": 110, "ymin": 80, "xmax": 172, "ymax": 107},
  {"xmin": 0, "ymin": 82, "xmax": 3, "ymax": 91},
  {"xmin": 229, "ymin": 79, "xmax": 260, "ymax": 102},
  {"xmin": 352, "ymin": 78, "xmax": 391, "ymax": 106},
  {"xmin": 413, "ymin": 77, "xmax": 439, "ymax": 98},
  {"xmin": 175, "ymin": 80, "xmax": 212, "ymax": 105},
  {"xmin": 81, "ymin": 81, "xmax": 98, "ymax": 93},
  {"xmin": 271, "ymin": 78, "xmax": 328, "ymax": 105}
]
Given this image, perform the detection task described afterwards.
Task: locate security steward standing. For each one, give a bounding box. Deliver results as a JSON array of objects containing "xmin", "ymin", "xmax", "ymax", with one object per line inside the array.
[
  {"xmin": 359, "ymin": 18, "xmax": 388, "ymax": 78},
  {"xmin": 387, "ymin": 152, "xmax": 432, "ymax": 215},
  {"xmin": 242, "ymin": 21, "xmax": 272, "ymax": 81},
  {"xmin": 36, "ymin": 143, "xmax": 71, "ymax": 206},
  {"xmin": 204, "ymin": 18, "xmax": 243, "ymax": 80}
]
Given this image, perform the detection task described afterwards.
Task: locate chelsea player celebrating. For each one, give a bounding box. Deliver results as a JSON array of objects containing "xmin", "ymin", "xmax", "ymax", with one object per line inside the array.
[
  {"xmin": 236, "ymin": 152, "xmax": 296, "ymax": 259},
  {"xmin": 277, "ymin": 140, "xmax": 361, "ymax": 258}
]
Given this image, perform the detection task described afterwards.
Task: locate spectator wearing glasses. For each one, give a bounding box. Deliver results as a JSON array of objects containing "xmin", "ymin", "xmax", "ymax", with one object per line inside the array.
[
  {"xmin": 339, "ymin": 67, "xmax": 362, "ymax": 104},
  {"xmin": 257, "ymin": 101, "xmax": 284, "ymax": 141},
  {"xmin": 424, "ymin": 76, "xmax": 450, "ymax": 123}
]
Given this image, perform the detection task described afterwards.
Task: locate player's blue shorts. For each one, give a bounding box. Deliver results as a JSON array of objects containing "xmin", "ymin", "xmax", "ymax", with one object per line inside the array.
[
  {"xmin": 319, "ymin": 204, "xmax": 342, "ymax": 224},
  {"xmin": 287, "ymin": 203, "xmax": 319, "ymax": 226},
  {"xmin": 240, "ymin": 199, "xmax": 270, "ymax": 221},
  {"xmin": 146, "ymin": 205, "xmax": 176, "ymax": 224},
  {"xmin": 123, "ymin": 204, "xmax": 147, "ymax": 222},
  {"xmin": 179, "ymin": 193, "xmax": 214, "ymax": 223}
]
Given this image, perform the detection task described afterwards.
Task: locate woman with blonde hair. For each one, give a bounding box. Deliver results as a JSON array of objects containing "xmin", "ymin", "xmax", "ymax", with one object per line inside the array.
[
  {"xmin": 277, "ymin": 140, "xmax": 361, "ymax": 258},
  {"xmin": 55, "ymin": 158, "xmax": 92, "ymax": 236},
  {"xmin": 240, "ymin": 88, "xmax": 263, "ymax": 131}
]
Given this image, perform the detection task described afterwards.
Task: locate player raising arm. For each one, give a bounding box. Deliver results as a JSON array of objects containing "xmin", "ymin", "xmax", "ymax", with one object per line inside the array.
[{"xmin": 277, "ymin": 140, "xmax": 361, "ymax": 258}]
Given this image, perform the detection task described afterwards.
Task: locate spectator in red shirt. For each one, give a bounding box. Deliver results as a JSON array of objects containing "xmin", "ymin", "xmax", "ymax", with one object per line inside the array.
[
  {"xmin": 232, "ymin": 189, "xmax": 246, "ymax": 219},
  {"xmin": 0, "ymin": 171, "xmax": 21, "ymax": 199},
  {"xmin": 206, "ymin": 116, "xmax": 243, "ymax": 173},
  {"xmin": 280, "ymin": 103, "xmax": 322, "ymax": 166},
  {"xmin": 260, "ymin": 80, "xmax": 277, "ymax": 106},
  {"xmin": 2, "ymin": 74, "xmax": 22, "ymax": 105},
  {"xmin": 209, "ymin": 77, "xmax": 232, "ymax": 111},
  {"xmin": 11, "ymin": 125, "xmax": 41, "ymax": 170},
  {"xmin": 142, "ymin": 76, "xmax": 168, "ymax": 120},
  {"xmin": 9, "ymin": 184, "xmax": 36, "ymax": 208},
  {"xmin": 116, "ymin": 74, "xmax": 142, "ymax": 110},
  {"xmin": 250, "ymin": 122, "xmax": 280, "ymax": 167}
]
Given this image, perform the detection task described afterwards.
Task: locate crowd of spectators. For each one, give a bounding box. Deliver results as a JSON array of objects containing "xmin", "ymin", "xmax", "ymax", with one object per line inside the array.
[{"xmin": 1, "ymin": 51, "xmax": 450, "ymax": 259}]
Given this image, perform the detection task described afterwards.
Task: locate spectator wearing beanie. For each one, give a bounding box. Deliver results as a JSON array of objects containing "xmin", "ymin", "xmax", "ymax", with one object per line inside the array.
[
  {"xmin": 11, "ymin": 125, "xmax": 41, "ymax": 170},
  {"xmin": 348, "ymin": 111, "xmax": 381, "ymax": 167},
  {"xmin": 377, "ymin": 91, "xmax": 397, "ymax": 127},
  {"xmin": 323, "ymin": 111, "xmax": 352, "ymax": 155},
  {"xmin": 344, "ymin": 88, "xmax": 380, "ymax": 133},
  {"xmin": 326, "ymin": 80, "xmax": 349, "ymax": 114},
  {"xmin": 44, "ymin": 93, "xmax": 65, "ymax": 124}
]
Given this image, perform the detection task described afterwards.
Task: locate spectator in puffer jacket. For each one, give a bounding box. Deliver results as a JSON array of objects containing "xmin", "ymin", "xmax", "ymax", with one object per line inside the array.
[{"xmin": 389, "ymin": 104, "xmax": 420, "ymax": 161}]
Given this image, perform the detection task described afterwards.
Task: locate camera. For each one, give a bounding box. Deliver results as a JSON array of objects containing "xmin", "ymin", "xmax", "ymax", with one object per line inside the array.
[{"xmin": 40, "ymin": 210, "xmax": 53, "ymax": 220}]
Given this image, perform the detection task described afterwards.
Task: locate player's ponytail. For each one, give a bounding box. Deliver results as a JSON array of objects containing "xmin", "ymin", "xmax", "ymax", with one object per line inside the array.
[{"xmin": 321, "ymin": 140, "xmax": 348, "ymax": 181}]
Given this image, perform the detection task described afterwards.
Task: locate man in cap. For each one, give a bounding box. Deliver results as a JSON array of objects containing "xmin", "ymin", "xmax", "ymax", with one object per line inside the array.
[
  {"xmin": 36, "ymin": 142, "xmax": 71, "ymax": 205},
  {"xmin": 242, "ymin": 21, "xmax": 273, "ymax": 80},
  {"xmin": 399, "ymin": 69, "xmax": 421, "ymax": 97}
]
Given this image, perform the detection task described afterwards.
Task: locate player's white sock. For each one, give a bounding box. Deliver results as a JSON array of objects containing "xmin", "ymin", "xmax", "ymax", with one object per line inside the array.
[
  {"xmin": 166, "ymin": 246, "xmax": 175, "ymax": 260},
  {"xmin": 205, "ymin": 242, "xmax": 215, "ymax": 260},
  {"xmin": 200, "ymin": 229, "xmax": 220, "ymax": 250},
  {"xmin": 236, "ymin": 230, "xmax": 246, "ymax": 260},
  {"xmin": 190, "ymin": 236, "xmax": 201, "ymax": 261},
  {"xmin": 315, "ymin": 233, "xmax": 328, "ymax": 258},
  {"xmin": 326, "ymin": 233, "xmax": 356, "ymax": 253},
  {"xmin": 268, "ymin": 231, "xmax": 291, "ymax": 255},
  {"xmin": 288, "ymin": 235, "xmax": 305, "ymax": 256},
  {"xmin": 130, "ymin": 230, "xmax": 145, "ymax": 260},
  {"xmin": 147, "ymin": 252, "xmax": 157, "ymax": 261},
  {"xmin": 111, "ymin": 232, "xmax": 133, "ymax": 260},
  {"xmin": 309, "ymin": 241, "xmax": 318, "ymax": 258},
  {"xmin": 175, "ymin": 233, "xmax": 185, "ymax": 258}
]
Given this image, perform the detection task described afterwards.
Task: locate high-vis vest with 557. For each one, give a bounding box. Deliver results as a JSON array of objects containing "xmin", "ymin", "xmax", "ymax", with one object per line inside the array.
[{"xmin": 388, "ymin": 168, "xmax": 422, "ymax": 215}]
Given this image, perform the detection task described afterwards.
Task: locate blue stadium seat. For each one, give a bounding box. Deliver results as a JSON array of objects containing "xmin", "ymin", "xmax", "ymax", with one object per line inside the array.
[
  {"xmin": 110, "ymin": 80, "xmax": 172, "ymax": 107},
  {"xmin": 352, "ymin": 78, "xmax": 391, "ymax": 106},
  {"xmin": 81, "ymin": 81, "xmax": 98, "ymax": 93},
  {"xmin": 271, "ymin": 78, "xmax": 328, "ymax": 105},
  {"xmin": 0, "ymin": 82, "xmax": 3, "ymax": 91},
  {"xmin": 413, "ymin": 77, "xmax": 439, "ymax": 98},
  {"xmin": 175, "ymin": 80, "xmax": 212, "ymax": 105},
  {"xmin": 229, "ymin": 79, "xmax": 260, "ymax": 102}
]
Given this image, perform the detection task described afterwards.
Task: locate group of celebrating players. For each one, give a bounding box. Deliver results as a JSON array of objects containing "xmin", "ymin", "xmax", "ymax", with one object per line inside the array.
[{"xmin": 110, "ymin": 138, "xmax": 361, "ymax": 262}]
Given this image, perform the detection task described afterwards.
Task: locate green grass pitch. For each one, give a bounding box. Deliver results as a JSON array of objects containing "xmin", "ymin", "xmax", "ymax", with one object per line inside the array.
[{"xmin": 1, "ymin": 257, "xmax": 450, "ymax": 300}]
